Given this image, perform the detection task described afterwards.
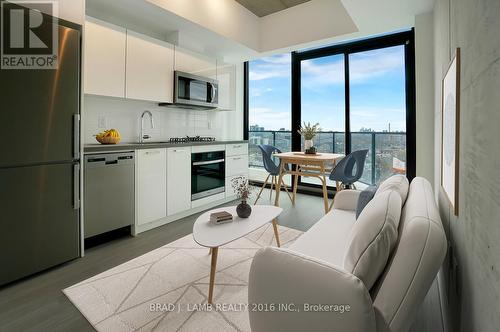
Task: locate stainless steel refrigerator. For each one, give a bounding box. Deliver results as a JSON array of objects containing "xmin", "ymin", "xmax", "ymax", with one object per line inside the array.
[{"xmin": 0, "ymin": 17, "xmax": 81, "ymax": 286}]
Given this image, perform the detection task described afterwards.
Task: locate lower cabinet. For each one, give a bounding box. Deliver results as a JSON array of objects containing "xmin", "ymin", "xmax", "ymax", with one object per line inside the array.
[
  {"xmin": 133, "ymin": 143, "xmax": 248, "ymax": 232},
  {"xmin": 166, "ymin": 147, "xmax": 192, "ymax": 216},
  {"xmin": 136, "ymin": 149, "xmax": 167, "ymax": 225},
  {"xmin": 225, "ymin": 144, "xmax": 249, "ymax": 198}
]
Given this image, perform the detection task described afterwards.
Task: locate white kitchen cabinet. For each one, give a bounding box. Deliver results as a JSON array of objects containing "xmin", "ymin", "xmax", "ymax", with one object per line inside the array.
[
  {"xmin": 226, "ymin": 155, "xmax": 249, "ymax": 177},
  {"xmin": 166, "ymin": 147, "xmax": 192, "ymax": 216},
  {"xmin": 216, "ymin": 63, "xmax": 237, "ymax": 111},
  {"xmin": 175, "ymin": 47, "xmax": 217, "ymax": 78},
  {"xmin": 126, "ymin": 31, "xmax": 174, "ymax": 103},
  {"xmin": 225, "ymin": 143, "xmax": 248, "ymax": 198},
  {"xmin": 84, "ymin": 18, "xmax": 126, "ymax": 98},
  {"xmin": 136, "ymin": 149, "xmax": 167, "ymax": 225},
  {"xmin": 226, "ymin": 143, "xmax": 248, "ymax": 157}
]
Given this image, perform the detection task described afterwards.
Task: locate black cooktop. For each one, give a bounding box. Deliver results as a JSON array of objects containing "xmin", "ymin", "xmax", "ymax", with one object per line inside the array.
[{"xmin": 169, "ymin": 136, "xmax": 216, "ymax": 143}]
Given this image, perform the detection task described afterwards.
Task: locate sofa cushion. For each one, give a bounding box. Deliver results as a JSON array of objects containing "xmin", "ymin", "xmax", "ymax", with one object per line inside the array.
[
  {"xmin": 356, "ymin": 185, "xmax": 378, "ymax": 219},
  {"xmin": 343, "ymin": 190, "xmax": 402, "ymax": 289},
  {"xmin": 371, "ymin": 177, "xmax": 447, "ymax": 332},
  {"xmin": 289, "ymin": 209, "xmax": 356, "ymax": 267},
  {"xmin": 376, "ymin": 174, "xmax": 409, "ymax": 204}
]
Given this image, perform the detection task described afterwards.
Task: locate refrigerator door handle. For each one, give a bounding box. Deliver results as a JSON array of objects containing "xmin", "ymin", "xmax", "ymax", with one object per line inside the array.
[
  {"xmin": 73, "ymin": 163, "xmax": 80, "ymax": 210},
  {"xmin": 73, "ymin": 114, "xmax": 80, "ymax": 160}
]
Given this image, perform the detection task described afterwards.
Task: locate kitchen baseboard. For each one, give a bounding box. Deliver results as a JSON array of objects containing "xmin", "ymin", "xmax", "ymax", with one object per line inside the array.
[{"xmin": 132, "ymin": 195, "xmax": 238, "ymax": 235}]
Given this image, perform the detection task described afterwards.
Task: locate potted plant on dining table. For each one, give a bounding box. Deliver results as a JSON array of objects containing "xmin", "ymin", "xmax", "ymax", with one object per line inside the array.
[{"xmin": 298, "ymin": 121, "xmax": 321, "ymax": 154}]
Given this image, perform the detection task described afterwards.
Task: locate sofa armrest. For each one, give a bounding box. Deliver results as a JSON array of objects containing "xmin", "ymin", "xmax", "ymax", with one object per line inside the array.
[
  {"xmin": 248, "ymin": 247, "xmax": 376, "ymax": 332},
  {"xmin": 333, "ymin": 189, "xmax": 361, "ymax": 211}
]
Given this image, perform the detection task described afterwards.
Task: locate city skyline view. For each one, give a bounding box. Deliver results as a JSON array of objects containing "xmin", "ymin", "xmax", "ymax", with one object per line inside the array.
[{"xmin": 248, "ymin": 46, "xmax": 407, "ymax": 132}]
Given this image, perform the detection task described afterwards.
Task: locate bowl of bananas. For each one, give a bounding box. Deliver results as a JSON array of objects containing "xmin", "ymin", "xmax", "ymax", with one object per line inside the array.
[{"xmin": 95, "ymin": 129, "xmax": 121, "ymax": 144}]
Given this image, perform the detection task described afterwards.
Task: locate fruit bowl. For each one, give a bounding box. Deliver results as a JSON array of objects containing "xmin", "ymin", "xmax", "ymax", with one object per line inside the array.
[
  {"xmin": 96, "ymin": 136, "xmax": 121, "ymax": 144},
  {"xmin": 95, "ymin": 129, "xmax": 121, "ymax": 144}
]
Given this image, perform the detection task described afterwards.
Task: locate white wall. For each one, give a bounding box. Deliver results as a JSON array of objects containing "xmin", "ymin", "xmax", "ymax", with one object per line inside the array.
[
  {"xmin": 84, "ymin": 64, "xmax": 244, "ymax": 144},
  {"xmin": 433, "ymin": 0, "xmax": 500, "ymax": 331},
  {"xmin": 415, "ymin": 12, "xmax": 435, "ymax": 184},
  {"xmin": 22, "ymin": 0, "xmax": 85, "ymax": 24}
]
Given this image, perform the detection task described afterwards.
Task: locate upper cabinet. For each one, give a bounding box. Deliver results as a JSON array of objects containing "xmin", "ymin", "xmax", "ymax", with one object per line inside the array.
[
  {"xmin": 84, "ymin": 18, "xmax": 126, "ymax": 98},
  {"xmin": 216, "ymin": 63, "xmax": 237, "ymax": 111},
  {"xmin": 83, "ymin": 18, "xmax": 234, "ymax": 108},
  {"xmin": 174, "ymin": 47, "xmax": 217, "ymax": 79},
  {"xmin": 126, "ymin": 31, "xmax": 174, "ymax": 103}
]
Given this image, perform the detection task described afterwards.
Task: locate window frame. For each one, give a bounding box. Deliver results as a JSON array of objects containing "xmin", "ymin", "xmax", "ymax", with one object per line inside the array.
[{"xmin": 244, "ymin": 30, "xmax": 416, "ymax": 188}]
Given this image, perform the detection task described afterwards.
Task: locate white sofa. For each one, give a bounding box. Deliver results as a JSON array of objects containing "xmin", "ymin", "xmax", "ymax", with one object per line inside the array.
[{"xmin": 248, "ymin": 176, "xmax": 447, "ymax": 332}]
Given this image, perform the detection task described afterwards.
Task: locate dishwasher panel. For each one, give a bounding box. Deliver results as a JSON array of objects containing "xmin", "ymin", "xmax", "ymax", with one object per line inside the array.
[{"xmin": 84, "ymin": 152, "xmax": 135, "ymax": 238}]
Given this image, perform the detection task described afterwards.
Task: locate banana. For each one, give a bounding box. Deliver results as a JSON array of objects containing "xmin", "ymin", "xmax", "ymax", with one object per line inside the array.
[{"xmin": 95, "ymin": 129, "xmax": 121, "ymax": 142}]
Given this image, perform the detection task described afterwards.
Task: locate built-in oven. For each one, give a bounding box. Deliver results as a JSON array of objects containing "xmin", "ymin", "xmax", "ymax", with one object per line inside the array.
[
  {"xmin": 191, "ymin": 150, "xmax": 225, "ymax": 201},
  {"xmin": 174, "ymin": 71, "xmax": 218, "ymax": 109}
]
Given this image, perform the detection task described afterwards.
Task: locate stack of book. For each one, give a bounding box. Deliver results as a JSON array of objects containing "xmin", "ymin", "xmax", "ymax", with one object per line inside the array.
[{"xmin": 210, "ymin": 211, "xmax": 233, "ymax": 225}]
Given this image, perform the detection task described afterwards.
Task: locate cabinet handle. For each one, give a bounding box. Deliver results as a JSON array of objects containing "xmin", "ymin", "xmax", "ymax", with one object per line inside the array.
[
  {"xmin": 232, "ymin": 157, "xmax": 242, "ymax": 160},
  {"xmin": 233, "ymin": 145, "xmax": 241, "ymax": 148},
  {"xmin": 145, "ymin": 150, "xmax": 160, "ymax": 155}
]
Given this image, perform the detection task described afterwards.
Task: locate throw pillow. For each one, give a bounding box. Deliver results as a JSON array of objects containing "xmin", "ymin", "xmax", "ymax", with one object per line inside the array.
[
  {"xmin": 343, "ymin": 190, "xmax": 402, "ymax": 289},
  {"xmin": 376, "ymin": 174, "xmax": 409, "ymax": 205},
  {"xmin": 355, "ymin": 185, "xmax": 378, "ymax": 219}
]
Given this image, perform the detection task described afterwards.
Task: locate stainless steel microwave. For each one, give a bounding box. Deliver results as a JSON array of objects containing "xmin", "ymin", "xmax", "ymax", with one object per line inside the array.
[{"xmin": 174, "ymin": 71, "xmax": 218, "ymax": 109}]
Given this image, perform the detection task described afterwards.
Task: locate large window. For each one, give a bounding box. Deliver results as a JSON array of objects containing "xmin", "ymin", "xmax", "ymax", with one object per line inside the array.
[
  {"xmin": 348, "ymin": 46, "xmax": 407, "ymax": 184},
  {"xmin": 247, "ymin": 54, "xmax": 291, "ymax": 181},
  {"xmin": 246, "ymin": 31, "xmax": 415, "ymax": 188}
]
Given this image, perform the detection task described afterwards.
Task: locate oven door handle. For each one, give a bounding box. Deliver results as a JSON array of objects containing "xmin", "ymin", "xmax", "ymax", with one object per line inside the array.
[{"xmin": 192, "ymin": 159, "xmax": 225, "ymax": 166}]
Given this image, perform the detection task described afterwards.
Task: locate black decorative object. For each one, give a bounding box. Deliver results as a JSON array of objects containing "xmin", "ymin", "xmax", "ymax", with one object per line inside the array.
[
  {"xmin": 236, "ymin": 201, "xmax": 252, "ymax": 218},
  {"xmin": 305, "ymin": 146, "xmax": 317, "ymax": 154}
]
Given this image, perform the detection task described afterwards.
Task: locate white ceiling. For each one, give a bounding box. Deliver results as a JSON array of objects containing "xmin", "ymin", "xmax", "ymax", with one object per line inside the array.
[{"xmin": 85, "ymin": 0, "xmax": 436, "ymax": 63}]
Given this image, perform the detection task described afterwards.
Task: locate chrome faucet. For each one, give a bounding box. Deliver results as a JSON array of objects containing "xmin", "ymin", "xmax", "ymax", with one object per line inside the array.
[{"xmin": 140, "ymin": 110, "xmax": 155, "ymax": 143}]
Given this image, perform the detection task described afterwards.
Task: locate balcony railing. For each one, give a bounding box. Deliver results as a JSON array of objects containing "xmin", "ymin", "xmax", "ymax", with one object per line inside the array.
[{"xmin": 248, "ymin": 130, "xmax": 406, "ymax": 185}]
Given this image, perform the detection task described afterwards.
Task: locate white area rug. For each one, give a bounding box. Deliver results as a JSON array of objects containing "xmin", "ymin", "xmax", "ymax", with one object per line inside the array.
[{"xmin": 64, "ymin": 224, "xmax": 302, "ymax": 332}]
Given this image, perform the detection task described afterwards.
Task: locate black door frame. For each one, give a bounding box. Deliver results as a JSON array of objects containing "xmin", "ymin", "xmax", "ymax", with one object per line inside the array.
[{"xmin": 245, "ymin": 30, "xmax": 416, "ymax": 190}]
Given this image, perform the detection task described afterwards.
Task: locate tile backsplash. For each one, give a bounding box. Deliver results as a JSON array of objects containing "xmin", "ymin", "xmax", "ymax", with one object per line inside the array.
[{"xmin": 83, "ymin": 95, "xmax": 241, "ymax": 144}]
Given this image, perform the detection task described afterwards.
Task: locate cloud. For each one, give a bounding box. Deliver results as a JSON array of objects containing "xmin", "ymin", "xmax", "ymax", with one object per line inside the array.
[
  {"xmin": 349, "ymin": 48, "xmax": 404, "ymax": 83},
  {"xmin": 301, "ymin": 46, "xmax": 404, "ymax": 87},
  {"xmin": 249, "ymin": 54, "xmax": 291, "ymax": 81},
  {"xmin": 249, "ymin": 87, "xmax": 274, "ymax": 98}
]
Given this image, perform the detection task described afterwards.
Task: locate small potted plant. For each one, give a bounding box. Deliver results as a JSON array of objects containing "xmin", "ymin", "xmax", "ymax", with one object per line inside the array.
[
  {"xmin": 298, "ymin": 121, "xmax": 321, "ymax": 154},
  {"xmin": 231, "ymin": 176, "xmax": 253, "ymax": 218}
]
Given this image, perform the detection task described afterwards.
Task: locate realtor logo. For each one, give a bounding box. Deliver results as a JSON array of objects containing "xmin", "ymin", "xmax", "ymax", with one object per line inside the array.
[{"xmin": 1, "ymin": 0, "xmax": 58, "ymax": 69}]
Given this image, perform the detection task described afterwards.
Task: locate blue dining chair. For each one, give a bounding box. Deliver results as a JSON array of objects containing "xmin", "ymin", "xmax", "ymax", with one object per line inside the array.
[
  {"xmin": 330, "ymin": 149, "xmax": 369, "ymax": 190},
  {"xmin": 327, "ymin": 149, "xmax": 368, "ymax": 211},
  {"xmin": 254, "ymin": 145, "xmax": 293, "ymax": 205}
]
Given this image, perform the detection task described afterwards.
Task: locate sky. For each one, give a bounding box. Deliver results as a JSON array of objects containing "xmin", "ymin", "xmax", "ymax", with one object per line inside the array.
[{"xmin": 248, "ymin": 45, "xmax": 407, "ymax": 132}]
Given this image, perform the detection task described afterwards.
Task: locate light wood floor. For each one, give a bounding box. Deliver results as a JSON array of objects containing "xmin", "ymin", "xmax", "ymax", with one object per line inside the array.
[{"xmin": 0, "ymin": 188, "xmax": 443, "ymax": 332}]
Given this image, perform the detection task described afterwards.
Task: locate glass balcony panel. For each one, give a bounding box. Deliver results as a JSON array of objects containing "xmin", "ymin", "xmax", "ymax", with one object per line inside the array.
[
  {"xmin": 248, "ymin": 131, "xmax": 406, "ymax": 187},
  {"xmin": 374, "ymin": 133, "xmax": 406, "ymax": 183}
]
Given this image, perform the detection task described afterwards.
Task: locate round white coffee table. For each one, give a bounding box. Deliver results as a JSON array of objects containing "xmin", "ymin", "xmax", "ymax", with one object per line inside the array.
[{"xmin": 193, "ymin": 205, "xmax": 283, "ymax": 303}]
